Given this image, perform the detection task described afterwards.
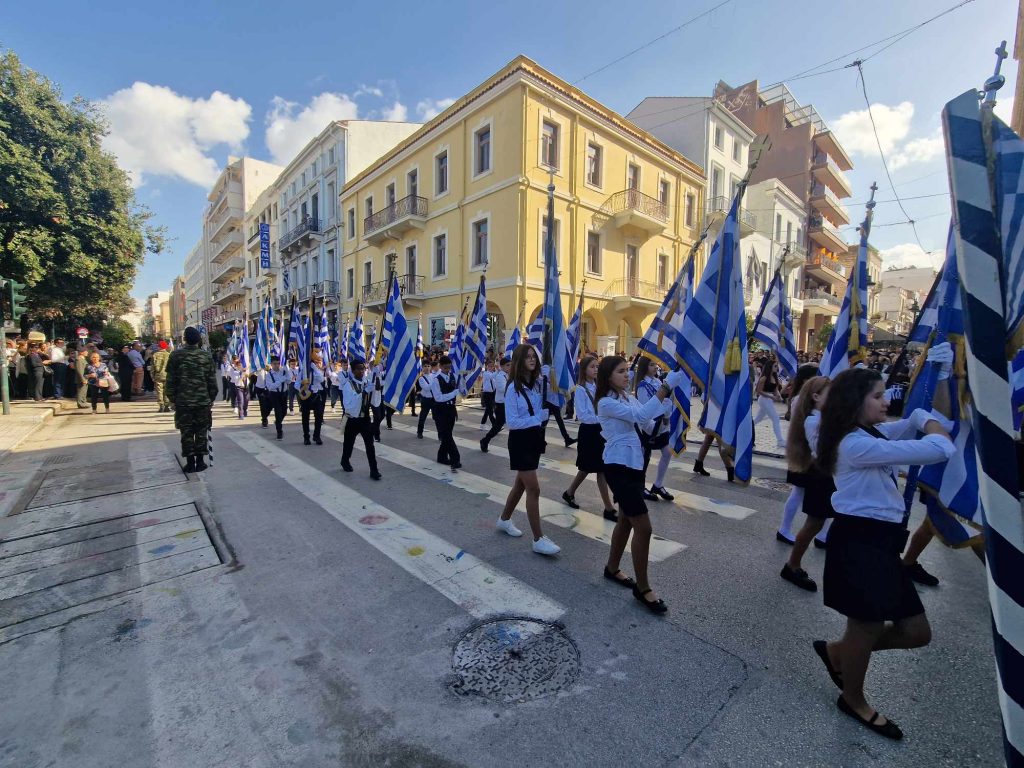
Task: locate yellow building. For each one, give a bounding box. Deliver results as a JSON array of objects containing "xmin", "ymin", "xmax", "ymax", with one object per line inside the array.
[{"xmin": 338, "ymin": 56, "xmax": 705, "ymax": 356}]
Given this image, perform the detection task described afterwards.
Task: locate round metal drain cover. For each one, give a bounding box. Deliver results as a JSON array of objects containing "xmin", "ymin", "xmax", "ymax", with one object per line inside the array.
[
  {"xmin": 753, "ymin": 477, "xmax": 791, "ymax": 493},
  {"xmin": 449, "ymin": 616, "xmax": 580, "ymax": 703}
]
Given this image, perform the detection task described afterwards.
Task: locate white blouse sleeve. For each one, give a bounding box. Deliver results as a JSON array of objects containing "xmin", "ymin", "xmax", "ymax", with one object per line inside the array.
[
  {"xmin": 597, "ymin": 392, "xmax": 665, "ymax": 425},
  {"xmin": 842, "ymin": 430, "xmax": 955, "ymax": 469}
]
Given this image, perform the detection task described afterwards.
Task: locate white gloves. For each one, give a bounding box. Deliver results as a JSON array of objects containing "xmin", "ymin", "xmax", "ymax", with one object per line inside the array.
[
  {"xmin": 664, "ymin": 369, "xmax": 685, "ymax": 390},
  {"xmin": 541, "ymin": 364, "xmax": 551, "ymax": 378},
  {"xmin": 927, "ymin": 341, "xmax": 954, "ymax": 380}
]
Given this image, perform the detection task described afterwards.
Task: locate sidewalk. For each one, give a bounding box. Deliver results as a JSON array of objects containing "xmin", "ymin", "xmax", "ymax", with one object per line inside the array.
[{"xmin": 0, "ymin": 400, "xmax": 71, "ymax": 458}]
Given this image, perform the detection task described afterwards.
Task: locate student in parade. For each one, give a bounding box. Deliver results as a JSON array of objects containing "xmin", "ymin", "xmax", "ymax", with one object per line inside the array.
[
  {"xmin": 633, "ymin": 357, "xmax": 675, "ymax": 502},
  {"xmin": 220, "ymin": 353, "xmax": 234, "ymax": 406},
  {"xmin": 340, "ymin": 359, "xmax": 381, "ymax": 480},
  {"xmin": 812, "ymin": 362, "xmax": 955, "ymax": 741},
  {"xmin": 479, "ymin": 356, "xmax": 511, "ymax": 452},
  {"xmin": 779, "ymin": 376, "xmax": 831, "ymax": 592},
  {"xmin": 415, "ymin": 364, "xmax": 435, "ymax": 438},
  {"xmin": 755, "ymin": 356, "xmax": 787, "ymax": 451},
  {"xmin": 544, "ymin": 380, "xmax": 577, "ymax": 449},
  {"xmin": 777, "ymin": 364, "xmax": 821, "ymax": 542},
  {"xmin": 254, "ymin": 361, "xmax": 270, "ymax": 427},
  {"xmin": 299, "ymin": 351, "xmax": 327, "ymax": 445},
  {"xmin": 430, "ymin": 355, "xmax": 462, "ymax": 469},
  {"xmin": 85, "ymin": 351, "xmax": 112, "ymax": 413},
  {"xmin": 287, "ymin": 358, "xmax": 299, "ymax": 413},
  {"xmin": 263, "ymin": 356, "xmax": 289, "ymax": 439},
  {"xmin": 693, "ymin": 429, "xmax": 736, "ymax": 481},
  {"xmin": 231, "ymin": 357, "xmax": 249, "ymax": 419},
  {"xmin": 496, "ymin": 344, "xmax": 560, "ymax": 556},
  {"xmin": 328, "ymin": 360, "xmax": 344, "ymax": 413},
  {"xmin": 597, "ymin": 355, "xmax": 683, "ymax": 614},
  {"xmin": 479, "ymin": 360, "xmax": 497, "ymax": 429},
  {"xmin": 370, "ymin": 357, "xmax": 392, "ymax": 440},
  {"xmin": 561, "ymin": 354, "xmax": 617, "ymax": 521}
]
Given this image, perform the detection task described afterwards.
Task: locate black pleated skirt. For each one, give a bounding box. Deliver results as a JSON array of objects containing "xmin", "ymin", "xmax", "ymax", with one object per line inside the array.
[
  {"xmin": 575, "ymin": 423, "xmax": 606, "ymax": 473},
  {"xmin": 508, "ymin": 426, "xmax": 545, "ymax": 471}
]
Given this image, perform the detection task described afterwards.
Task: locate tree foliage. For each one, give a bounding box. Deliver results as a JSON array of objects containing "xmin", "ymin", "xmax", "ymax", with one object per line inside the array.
[
  {"xmin": 99, "ymin": 318, "xmax": 135, "ymax": 351},
  {"xmin": 0, "ymin": 49, "xmax": 165, "ymax": 325},
  {"xmin": 817, "ymin": 322, "xmax": 835, "ymax": 352}
]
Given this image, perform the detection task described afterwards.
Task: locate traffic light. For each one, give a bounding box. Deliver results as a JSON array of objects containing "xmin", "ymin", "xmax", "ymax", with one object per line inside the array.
[{"xmin": 7, "ymin": 279, "xmax": 26, "ymax": 322}]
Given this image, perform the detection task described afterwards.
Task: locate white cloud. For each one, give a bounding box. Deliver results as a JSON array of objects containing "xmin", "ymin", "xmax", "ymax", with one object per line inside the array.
[
  {"xmin": 416, "ymin": 97, "xmax": 456, "ymax": 121},
  {"xmin": 833, "ymin": 101, "xmax": 913, "ymax": 156},
  {"xmin": 355, "ymin": 84, "xmax": 384, "ymax": 99},
  {"xmin": 879, "ymin": 242, "xmax": 945, "ymax": 271},
  {"xmin": 99, "ymin": 82, "xmax": 251, "ymax": 188},
  {"xmin": 264, "ymin": 92, "xmax": 358, "ymax": 165},
  {"xmin": 380, "ymin": 101, "xmax": 408, "ymax": 121},
  {"xmin": 890, "ymin": 132, "xmax": 943, "ymax": 170}
]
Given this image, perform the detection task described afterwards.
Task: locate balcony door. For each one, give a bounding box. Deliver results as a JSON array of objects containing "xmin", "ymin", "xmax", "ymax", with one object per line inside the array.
[
  {"xmin": 386, "ymin": 183, "xmax": 396, "ymax": 207},
  {"xmin": 406, "ymin": 244, "xmax": 417, "ymax": 278},
  {"xmin": 625, "ymin": 244, "xmax": 639, "ymax": 294},
  {"xmin": 311, "ymin": 194, "xmax": 319, "ymax": 223}
]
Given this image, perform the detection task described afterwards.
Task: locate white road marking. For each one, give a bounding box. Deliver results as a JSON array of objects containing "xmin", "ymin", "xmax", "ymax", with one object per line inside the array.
[
  {"xmin": 326, "ymin": 425, "xmax": 687, "ymax": 561},
  {"xmin": 392, "ymin": 420, "xmax": 758, "ymax": 522},
  {"xmin": 228, "ymin": 431, "xmax": 565, "ymax": 621}
]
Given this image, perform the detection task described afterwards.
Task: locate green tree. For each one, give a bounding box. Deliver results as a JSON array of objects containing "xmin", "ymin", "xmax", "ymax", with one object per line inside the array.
[
  {"xmin": 0, "ymin": 49, "xmax": 166, "ymax": 328},
  {"xmin": 207, "ymin": 330, "xmax": 227, "ymax": 350},
  {"xmin": 99, "ymin": 319, "xmax": 135, "ymax": 351},
  {"xmin": 817, "ymin": 322, "xmax": 835, "ymax": 352}
]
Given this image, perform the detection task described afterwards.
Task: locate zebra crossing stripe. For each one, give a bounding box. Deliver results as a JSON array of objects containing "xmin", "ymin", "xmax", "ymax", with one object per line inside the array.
[{"xmin": 227, "ymin": 431, "xmax": 565, "ymax": 621}]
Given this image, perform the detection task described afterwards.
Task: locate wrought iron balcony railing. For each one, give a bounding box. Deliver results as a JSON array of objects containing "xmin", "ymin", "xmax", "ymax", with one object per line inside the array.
[
  {"xmin": 363, "ymin": 195, "xmax": 428, "ymax": 235},
  {"xmin": 599, "ymin": 189, "xmax": 669, "ymax": 222},
  {"xmin": 603, "ymin": 277, "xmax": 665, "ymax": 302},
  {"xmin": 361, "ymin": 274, "xmax": 425, "ymax": 303},
  {"xmin": 705, "ymin": 195, "xmax": 757, "ymax": 231},
  {"xmin": 279, "ymin": 216, "xmax": 321, "ymax": 251}
]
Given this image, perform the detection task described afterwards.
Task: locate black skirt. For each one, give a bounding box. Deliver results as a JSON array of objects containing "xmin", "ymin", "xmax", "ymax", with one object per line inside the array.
[
  {"xmin": 575, "ymin": 423, "xmax": 606, "ymax": 473},
  {"xmin": 801, "ymin": 468, "xmax": 835, "ymax": 519},
  {"xmin": 823, "ymin": 514, "xmax": 923, "ymax": 622},
  {"xmin": 508, "ymin": 426, "xmax": 545, "ymax": 471},
  {"xmin": 786, "ymin": 469, "xmax": 808, "ymax": 488},
  {"xmin": 604, "ymin": 463, "xmax": 648, "ymax": 518}
]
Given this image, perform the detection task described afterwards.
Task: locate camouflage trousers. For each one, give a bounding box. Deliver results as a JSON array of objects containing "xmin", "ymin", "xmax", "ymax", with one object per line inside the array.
[
  {"xmin": 175, "ymin": 406, "xmax": 212, "ymax": 457},
  {"xmin": 154, "ymin": 379, "xmax": 169, "ymax": 409}
]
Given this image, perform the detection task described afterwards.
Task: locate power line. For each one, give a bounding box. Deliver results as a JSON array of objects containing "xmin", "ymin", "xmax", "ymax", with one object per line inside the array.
[{"xmin": 574, "ymin": 0, "xmax": 732, "ymax": 84}]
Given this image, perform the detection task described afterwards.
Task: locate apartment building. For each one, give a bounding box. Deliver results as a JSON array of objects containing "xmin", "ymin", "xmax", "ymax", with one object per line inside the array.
[
  {"xmin": 243, "ymin": 183, "xmax": 279, "ymax": 319},
  {"xmin": 183, "ymin": 240, "xmax": 206, "ymax": 327},
  {"xmin": 876, "ymin": 285, "xmax": 921, "ymax": 337},
  {"xmin": 206, "ymin": 156, "xmax": 283, "ymax": 333},
  {"xmin": 169, "ymin": 275, "xmax": 187, "ymax": 340},
  {"xmin": 338, "ymin": 56, "xmax": 704, "ymax": 356}
]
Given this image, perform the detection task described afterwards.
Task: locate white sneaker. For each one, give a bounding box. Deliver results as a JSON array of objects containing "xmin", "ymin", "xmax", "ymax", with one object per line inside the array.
[
  {"xmin": 532, "ymin": 536, "xmax": 561, "ymax": 556},
  {"xmin": 496, "ymin": 518, "xmax": 523, "ymax": 537}
]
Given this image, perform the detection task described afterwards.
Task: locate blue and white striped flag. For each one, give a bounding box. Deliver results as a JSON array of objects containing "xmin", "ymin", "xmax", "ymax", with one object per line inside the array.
[
  {"xmin": 253, "ymin": 299, "xmax": 271, "ymax": 370},
  {"xmin": 238, "ymin": 314, "xmax": 251, "ymax": 372},
  {"xmin": 676, "ymin": 195, "xmax": 753, "ymax": 483},
  {"xmin": 526, "ymin": 317, "xmax": 544, "ymax": 353},
  {"xmin": 944, "ymin": 86, "xmax": 1024, "ymax": 764},
  {"xmin": 818, "ymin": 194, "xmax": 871, "ymax": 379},
  {"xmin": 382, "ymin": 276, "xmax": 420, "ymax": 413},
  {"xmin": 994, "ymin": 114, "xmax": 1024, "ymax": 348},
  {"xmin": 339, "ymin": 321, "xmax": 349, "ymax": 362},
  {"xmin": 315, "ymin": 301, "xmax": 331, "ymax": 366},
  {"xmin": 504, "ymin": 326, "xmax": 521, "ymax": 358},
  {"xmin": 566, "ymin": 286, "xmax": 584, "ymax": 384},
  {"xmin": 752, "ymin": 271, "xmax": 799, "ymax": 378},
  {"xmin": 1012, "ymin": 348, "xmax": 1024, "ymax": 432},
  {"xmin": 539, "ymin": 185, "xmax": 573, "ymax": 404},
  {"xmin": 287, "ymin": 298, "xmax": 305, "ymax": 369},
  {"xmin": 448, "ymin": 320, "xmax": 466, "ymax": 376},
  {"xmin": 348, "ymin": 310, "xmax": 366, "ymax": 364},
  {"xmin": 459, "ymin": 276, "xmax": 488, "ymax": 394},
  {"xmin": 282, "ymin": 268, "xmax": 290, "ymax": 293}
]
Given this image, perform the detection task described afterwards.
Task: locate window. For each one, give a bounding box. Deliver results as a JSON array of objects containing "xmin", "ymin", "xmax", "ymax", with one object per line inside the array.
[
  {"xmin": 435, "ymin": 151, "xmax": 448, "ymax": 194},
  {"xmin": 586, "ymin": 142, "xmax": 602, "ymax": 186},
  {"xmin": 659, "ymin": 180, "xmax": 671, "ymax": 208},
  {"xmin": 586, "ymin": 231, "xmax": 601, "ymax": 275},
  {"xmin": 385, "ymin": 252, "xmax": 397, "ymax": 279},
  {"xmin": 311, "ymin": 255, "xmax": 319, "ymax": 285},
  {"xmin": 657, "ymin": 253, "xmax": 669, "ymax": 289},
  {"xmin": 347, "ymin": 208, "xmax": 355, "ymax": 238},
  {"xmin": 365, "ymin": 197, "xmax": 373, "ymax": 220},
  {"xmin": 713, "ymin": 125, "xmax": 724, "ymax": 150},
  {"xmin": 541, "ymin": 120, "xmax": 559, "ymax": 169},
  {"xmin": 472, "ymin": 219, "xmax": 489, "ymax": 267},
  {"xmin": 775, "ymin": 213, "xmax": 783, "ymax": 243},
  {"xmin": 300, "ymin": 261, "xmax": 308, "ymax": 287},
  {"xmin": 386, "ymin": 182, "xmax": 396, "ymax": 207},
  {"xmin": 312, "ymin": 160, "xmax": 317, "ymax": 176},
  {"xmin": 328, "ymin": 147, "xmax": 335, "ymax": 165},
  {"xmin": 684, "ymin": 193, "xmax": 695, "ymax": 227},
  {"xmin": 433, "ymin": 233, "xmax": 447, "ymax": 277},
  {"xmin": 627, "ymin": 163, "xmax": 640, "ymax": 190},
  {"xmin": 346, "ymin": 267, "xmax": 354, "ymax": 299},
  {"xmin": 729, "ymin": 177, "xmax": 739, "ymax": 201},
  {"xmin": 326, "ymin": 183, "xmax": 335, "ymax": 222},
  {"xmin": 363, "ymin": 261, "xmax": 372, "ymax": 288},
  {"xmin": 406, "ymin": 243, "xmax": 417, "ymax": 276},
  {"xmin": 711, "ymin": 167, "xmax": 723, "ymax": 200},
  {"xmin": 291, "ymin": 181, "xmax": 297, "ymax": 195},
  {"xmin": 786, "ymin": 221, "xmax": 793, "ymax": 245},
  {"xmin": 407, "ymin": 169, "xmax": 418, "ymax": 198},
  {"xmin": 301, "ymin": 171, "xmax": 306, "ymax": 187},
  {"xmin": 732, "ymin": 140, "xmax": 741, "ymax": 163},
  {"xmin": 326, "ymin": 249, "xmax": 334, "ymax": 281},
  {"xmin": 474, "ymin": 125, "xmax": 491, "ymax": 175}
]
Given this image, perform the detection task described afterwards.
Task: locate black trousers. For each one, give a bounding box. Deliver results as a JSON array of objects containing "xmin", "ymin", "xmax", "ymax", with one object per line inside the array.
[
  {"xmin": 88, "ymin": 384, "xmax": 110, "ymax": 409},
  {"xmin": 546, "ymin": 403, "xmax": 572, "ymax": 442},
  {"xmin": 433, "ymin": 402, "xmax": 460, "ymax": 465},
  {"xmin": 221, "ymin": 376, "xmax": 231, "ymax": 401},
  {"xmin": 300, "ymin": 390, "xmax": 326, "ymax": 438},
  {"xmin": 480, "ymin": 391, "xmax": 496, "ymax": 425},
  {"xmin": 268, "ymin": 391, "xmax": 287, "ymax": 430},
  {"xmin": 417, "ymin": 398, "xmax": 433, "ymax": 436},
  {"xmin": 342, "ymin": 416, "xmax": 378, "ymax": 472},
  {"xmin": 372, "ymin": 402, "xmax": 391, "ymax": 438},
  {"xmin": 481, "ymin": 403, "xmax": 506, "ymax": 445},
  {"xmin": 256, "ymin": 387, "xmax": 270, "ymax": 424}
]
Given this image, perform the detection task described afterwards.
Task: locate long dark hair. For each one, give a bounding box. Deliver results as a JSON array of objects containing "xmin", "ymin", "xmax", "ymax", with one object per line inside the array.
[
  {"xmin": 787, "ymin": 376, "xmax": 829, "ymax": 472},
  {"xmin": 788, "ymin": 363, "xmax": 820, "ymax": 402},
  {"xmin": 633, "ymin": 356, "xmax": 652, "ymax": 394},
  {"xmin": 509, "ymin": 344, "xmax": 539, "ymax": 389},
  {"xmin": 595, "ymin": 355, "xmax": 626, "ymax": 402},
  {"xmin": 816, "ymin": 368, "xmax": 883, "ymax": 475},
  {"xmin": 577, "ymin": 354, "xmax": 598, "ymax": 385}
]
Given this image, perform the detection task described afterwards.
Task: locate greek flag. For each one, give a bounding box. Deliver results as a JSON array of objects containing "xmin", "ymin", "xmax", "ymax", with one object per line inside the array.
[
  {"xmin": 1012, "ymin": 348, "xmax": 1024, "ymax": 431},
  {"xmin": 994, "ymin": 114, "xmax": 1024, "ymax": 347},
  {"xmin": 902, "ymin": 227, "xmax": 981, "ymax": 547},
  {"xmin": 459, "ymin": 276, "xmax": 488, "ymax": 394},
  {"xmin": 315, "ymin": 302, "xmax": 331, "ymax": 366},
  {"xmin": 448, "ymin": 321, "xmax": 466, "ymax": 376},
  {"xmin": 526, "ymin": 317, "xmax": 544, "ymax": 353},
  {"xmin": 253, "ymin": 299, "xmax": 271, "ymax": 370},
  {"xmin": 338, "ymin": 321, "xmax": 349, "ymax": 362},
  {"xmin": 819, "ymin": 195, "xmax": 871, "ymax": 379},
  {"xmin": 944, "ymin": 87, "xmax": 1024, "ymax": 764},
  {"xmin": 566, "ymin": 287, "xmax": 584, "ymax": 383},
  {"xmin": 238, "ymin": 315, "xmax": 251, "ymax": 372},
  {"xmin": 348, "ymin": 311, "xmax": 366, "ymax": 364},
  {"xmin": 676, "ymin": 195, "xmax": 753, "ymax": 483},
  {"xmin": 504, "ymin": 326, "xmax": 521, "ymax": 357},
  {"xmin": 283, "ymin": 268, "xmax": 290, "ymax": 293},
  {"xmin": 752, "ymin": 271, "xmax": 799, "ymax": 378},
  {"xmin": 381, "ymin": 276, "xmax": 420, "ymax": 412},
  {"xmin": 540, "ymin": 188, "xmax": 573, "ymax": 404},
  {"xmin": 287, "ymin": 298, "xmax": 305, "ymax": 369}
]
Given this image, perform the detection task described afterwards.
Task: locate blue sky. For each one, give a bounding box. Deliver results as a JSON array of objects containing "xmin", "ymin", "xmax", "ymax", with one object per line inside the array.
[{"xmin": 2, "ymin": 0, "xmax": 1016, "ymax": 304}]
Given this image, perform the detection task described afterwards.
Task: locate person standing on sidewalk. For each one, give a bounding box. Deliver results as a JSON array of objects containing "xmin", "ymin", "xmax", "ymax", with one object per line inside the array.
[
  {"xmin": 166, "ymin": 327, "xmax": 218, "ymax": 473},
  {"xmin": 128, "ymin": 341, "xmax": 146, "ymax": 396},
  {"xmin": 47, "ymin": 339, "xmax": 67, "ymax": 400},
  {"xmin": 75, "ymin": 343, "xmax": 93, "ymax": 408},
  {"xmin": 24, "ymin": 342, "xmax": 44, "ymax": 401},
  {"xmin": 151, "ymin": 341, "xmax": 171, "ymax": 412},
  {"xmin": 84, "ymin": 351, "xmax": 112, "ymax": 413}
]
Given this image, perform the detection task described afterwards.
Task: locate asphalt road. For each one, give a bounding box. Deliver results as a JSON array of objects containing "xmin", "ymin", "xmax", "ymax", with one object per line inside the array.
[{"xmin": 0, "ymin": 398, "xmax": 1003, "ymax": 767}]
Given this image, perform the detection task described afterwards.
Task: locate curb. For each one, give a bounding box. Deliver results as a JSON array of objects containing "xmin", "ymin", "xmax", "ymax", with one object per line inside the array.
[{"xmin": 0, "ymin": 400, "xmax": 72, "ymax": 461}]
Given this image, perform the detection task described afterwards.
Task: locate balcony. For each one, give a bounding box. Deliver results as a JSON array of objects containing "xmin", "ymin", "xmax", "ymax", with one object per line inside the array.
[
  {"xmin": 808, "ymin": 215, "xmax": 848, "ymax": 254},
  {"xmin": 210, "ymin": 230, "xmax": 243, "ymax": 264},
  {"xmin": 704, "ymin": 196, "xmax": 757, "ymax": 237},
  {"xmin": 805, "ymin": 253, "xmax": 847, "ymax": 285},
  {"xmin": 810, "ymin": 184, "xmax": 850, "ymax": 226},
  {"xmin": 603, "ymin": 277, "xmax": 666, "ymax": 310},
  {"xmin": 813, "ymin": 130, "xmax": 853, "ymax": 172},
  {"xmin": 211, "ymin": 281, "xmax": 246, "ymax": 306},
  {"xmin": 812, "ymin": 152, "xmax": 853, "ymax": 198},
  {"xmin": 211, "ymin": 255, "xmax": 245, "ymax": 284},
  {"xmin": 801, "ymin": 288, "xmax": 841, "ymax": 313},
  {"xmin": 279, "ymin": 216, "xmax": 322, "ymax": 254},
  {"xmin": 600, "ymin": 189, "xmax": 668, "ymax": 236},
  {"xmin": 310, "ymin": 280, "xmax": 340, "ymax": 299},
  {"xmin": 209, "ymin": 207, "xmax": 241, "ymax": 243},
  {"xmin": 274, "ymin": 294, "xmax": 291, "ymax": 311},
  {"xmin": 361, "ymin": 274, "xmax": 426, "ymax": 306},
  {"xmin": 364, "ymin": 195, "xmax": 428, "ymax": 245}
]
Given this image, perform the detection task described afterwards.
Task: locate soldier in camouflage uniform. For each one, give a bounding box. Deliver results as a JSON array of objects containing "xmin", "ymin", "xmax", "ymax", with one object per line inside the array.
[
  {"xmin": 150, "ymin": 340, "xmax": 172, "ymax": 413},
  {"xmin": 166, "ymin": 327, "xmax": 218, "ymax": 472}
]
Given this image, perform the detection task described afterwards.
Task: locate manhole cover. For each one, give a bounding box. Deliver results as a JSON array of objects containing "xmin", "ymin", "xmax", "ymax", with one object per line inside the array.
[
  {"xmin": 449, "ymin": 616, "xmax": 580, "ymax": 703},
  {"xmin": 42, "ymin": 454, "xmax": 74, "ymax": 467},
  {"xmin": 753, "ymin": 477, "xmax": 792, "ymax": 493}
]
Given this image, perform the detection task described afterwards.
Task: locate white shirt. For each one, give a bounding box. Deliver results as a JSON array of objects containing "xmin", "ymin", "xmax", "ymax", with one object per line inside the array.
[
  {"xmin": 255, "ymin": 369, "xmax": 267, "ymax": 388},
  {"xmin": 264, "ymin": 368, "xmax": 289, "ymax": 392},
  {"xmin": 48, "ymin": 346, "xmax": 66, "ymax": 363},
  {"xmin": 342, "ymin": 375, "xmax": 372, "ymax": 416},
  {"xmin": 492, "ymin": 370, "xmax": 509, "ymax": 404},
  {"xmin": 229, "ymin": 367, "xmax": 246, "ymax": 385},
  {"xmin": 831, "ymin": 409, "xmax": 956, "ymax": 523},
  {"xmin": 430, "ymin": 372, "xmax": 459, "ymax": 403},
  {"xmin": 367, "ymin": 368, "xmax": 382, "ymax": 406},
  {"xmin": 482, "ymin": 370, "xmax": 496, "ymax": 393},
  {"xmin": 573, "ymin": 382, "xmax": 599, "ymax": 425},
  {"xmin": 287, "ymin": 367, "xmax": 299, "ymax": 384},
  {"xmin": 635, "ymin": 376, "xmax": 671, "ymax": 434},
  {"xmin": 417, "ymin": 372, "xmax": 434, "ymax": 398},
  {"xmin": 805, "ymin": 410, "xmax": 821, "ymax": 458},
  {"xmin": 597, "ymin": 391, "xmax": 666, "ymax": 470},
  {"xmin": 302, "ymin": 365, "xmax": 326, "ymax": 393},
  {"xmin": 505, "ymin": 379, "xmax": 547, "ymax": 431}
]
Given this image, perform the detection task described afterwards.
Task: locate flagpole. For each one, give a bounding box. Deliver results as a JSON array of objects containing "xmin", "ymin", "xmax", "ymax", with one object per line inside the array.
[{"xmin": 542, "ymin": 170, "xmax": 556, "ymax": 368}]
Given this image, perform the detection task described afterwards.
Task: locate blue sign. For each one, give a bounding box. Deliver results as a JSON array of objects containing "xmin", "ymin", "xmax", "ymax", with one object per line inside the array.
[{"xmin": 259, "ymin": 223, "xmax": 271, "ymax": 269}]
